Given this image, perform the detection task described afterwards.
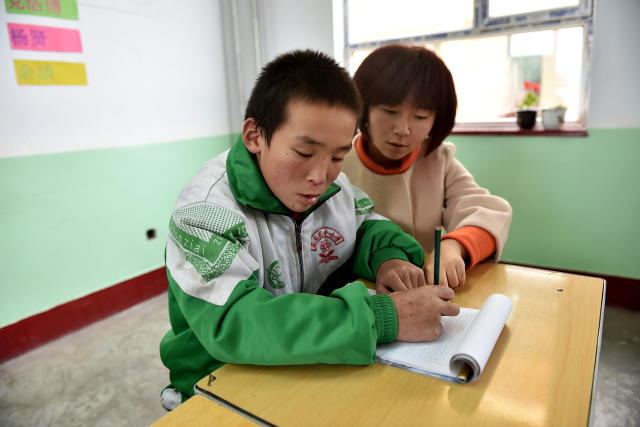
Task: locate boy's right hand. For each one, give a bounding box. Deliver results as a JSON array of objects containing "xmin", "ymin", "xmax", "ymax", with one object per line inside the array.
[{"xmin": 389, "ymin": 286, "xmax": 460, "ymax": 342}]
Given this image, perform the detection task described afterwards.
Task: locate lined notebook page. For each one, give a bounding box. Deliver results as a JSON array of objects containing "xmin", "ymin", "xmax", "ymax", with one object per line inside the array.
[{"xmin": 376, "ymin": 308, "xmax": 479, "ymax": 375}]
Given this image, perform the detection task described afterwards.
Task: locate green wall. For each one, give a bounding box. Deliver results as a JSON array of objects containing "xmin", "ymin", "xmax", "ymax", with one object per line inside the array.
[
  {"xmin": 0, "ymin": 135, "xmax": 234, "ymax": 328},
  {"xmin": 2, "ymin": 128, "xmax": 638, "ymax": 328},
  {"xmin": 449, "ymin": 128, "xmax": 640, "ymax": 279}
]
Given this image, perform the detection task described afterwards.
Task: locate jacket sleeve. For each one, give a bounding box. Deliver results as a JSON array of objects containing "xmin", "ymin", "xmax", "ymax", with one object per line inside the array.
[
  {"xmin": 348, "ymin": 183, "xmax": 425, "ymax": 280},
  {"xmin": 165, "ymin": 202, "xmax": 395, "ymax": 368},
  {"xmin": 442, "ymin": 149, "xmax": 513, "ymax": 261}
]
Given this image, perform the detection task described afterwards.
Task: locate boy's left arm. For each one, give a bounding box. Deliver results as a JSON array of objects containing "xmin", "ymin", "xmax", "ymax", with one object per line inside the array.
[
  {"xmin": 348, "ymin": 181, "xmax": 425, "ymax": 293},
  {"xmin": 353, "ymin": 216, "xmax": 426, "ymax": 294},
  {"xmin": 375, "ymin": 258, "xmax": 427, "ymax": 294}
]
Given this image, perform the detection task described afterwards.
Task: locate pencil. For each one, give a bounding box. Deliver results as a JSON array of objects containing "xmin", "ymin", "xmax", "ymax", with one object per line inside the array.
[{"xmin": 434, "ymin": 226, "xmax": 441, "ymax": 285}]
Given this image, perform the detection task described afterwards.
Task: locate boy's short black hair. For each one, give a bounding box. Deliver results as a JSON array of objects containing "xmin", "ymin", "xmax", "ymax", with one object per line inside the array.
[
  {"xmin": 354, "ymin": 44, "xmax": 457, "ymax": 155},
  {"xmin": 244, "ymin": 49, "xmax": 362, "ymax": 144}
]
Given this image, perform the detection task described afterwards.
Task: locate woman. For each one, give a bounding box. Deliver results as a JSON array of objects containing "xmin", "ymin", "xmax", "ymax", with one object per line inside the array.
[{"xmin": 343, "ymin": 44, "xmax": 512, "ymax": 288}]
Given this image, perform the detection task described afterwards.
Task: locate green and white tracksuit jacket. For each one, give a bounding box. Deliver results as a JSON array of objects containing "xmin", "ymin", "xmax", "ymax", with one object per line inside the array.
[{"xmin": 159, "ymin": 139, "xmax": 424, "ymax": 397}]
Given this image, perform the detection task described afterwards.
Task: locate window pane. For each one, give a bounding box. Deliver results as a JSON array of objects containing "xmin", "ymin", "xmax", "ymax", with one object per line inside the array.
[
  {"xmin": 347, "ymin": 0, "xmax": 473, "ymax": 44},
  {"xmin": 347, "ymin": 27, "xmax": 585, "ymax": 123},
  {"xmin": 510, "ymin": 31, "xmax": 555, "ymax": 57},
  {"xmin": 348, "ymin": 49, "xmax": 372, "ymax": 74},
  {"xmin": 437, "ymin": 27, "xmax": 583, "ymax": 122},
  {"xmin": 545, "ymin": 27, "xmax": 583, "ymax": 121},
  {"xmin": 439, "ymin": 36, "xmax": 514, "ymax": 122},
  {"xmin": 348, "ymin": 43, "xmax": 439, "ymax": 75},
  {"xmin": 489, "ymin": 0, "xmax": 579, "ymax": 17}
]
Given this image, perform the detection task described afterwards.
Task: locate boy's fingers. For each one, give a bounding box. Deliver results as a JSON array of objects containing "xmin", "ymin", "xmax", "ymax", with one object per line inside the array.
[
  {"xmin": 442, "ymin": 301, "xmax": 460, "ymax": 317},
  {"xmin": 436, "ymin": 285, "xmax": 455, "ymax": 300},
  {"xmin": 375, "ymin": 284, "xmax": 392, "ymax": 294},
  {"xmin": 413, "ymin": 269, "xmax": 427, "ymax": 287},
  {"xmin": 431, "ymin": 323, "xmax": 444, "ymax": 340},
  {"xmin": 399, "ymin": 270, "xmax": 415, "ymax": 289},
  {"xmin": 386, "ymin": 273, "xmax": 407, "ymax": 292},
  {"xmin": 403, "ymin": 269, "xmax": 420, "ymax": 289}
]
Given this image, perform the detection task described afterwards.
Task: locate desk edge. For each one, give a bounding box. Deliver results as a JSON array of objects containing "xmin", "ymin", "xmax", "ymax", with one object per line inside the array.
[
  {"xmin": 588, "ymin": 279, "xmax": 606, "ymax": 427},
  {"xmin": 194, "ymin": 382, "xmax": 276, "ymax": 427}
]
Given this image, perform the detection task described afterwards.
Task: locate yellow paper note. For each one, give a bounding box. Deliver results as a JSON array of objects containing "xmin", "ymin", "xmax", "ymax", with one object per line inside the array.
[{"xmin": 14, "ymin": 60, "xmax": 87, "ymax": 85}]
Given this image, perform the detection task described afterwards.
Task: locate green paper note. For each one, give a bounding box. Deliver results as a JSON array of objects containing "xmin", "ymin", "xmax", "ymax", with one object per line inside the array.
[{"xmin": 5, "ymin": 0, "xmax": 78, "ymax": 20}]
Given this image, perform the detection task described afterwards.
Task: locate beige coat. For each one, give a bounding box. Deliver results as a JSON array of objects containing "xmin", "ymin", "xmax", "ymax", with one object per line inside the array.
[{"xmin": 342, "ymin": 139, "xmax": 512, "ymax": 261}]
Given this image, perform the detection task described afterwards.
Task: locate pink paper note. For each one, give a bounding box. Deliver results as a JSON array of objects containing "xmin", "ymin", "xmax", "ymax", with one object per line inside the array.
[{"xmin": 7, "ymin": 23, "xmax": 82, "ymax": 52}]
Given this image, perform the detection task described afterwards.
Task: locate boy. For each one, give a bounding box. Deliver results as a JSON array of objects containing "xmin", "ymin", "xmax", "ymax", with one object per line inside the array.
[{"xmin": 159, "ymin": 50, "xmax": 459, "ymax": 410}]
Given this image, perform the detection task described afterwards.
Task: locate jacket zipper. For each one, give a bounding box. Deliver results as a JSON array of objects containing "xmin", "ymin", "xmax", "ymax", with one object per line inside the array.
[
  {"xmin": 294, "ymin": 219, "xmax": 305, "ymax": 291},
  {"xmin": 288, "ymin": 191, "xmax": 341, "ymax": 292},
  {"xmin": 254, "ymin": 188, "xmax": 341, "ymax": 293}
]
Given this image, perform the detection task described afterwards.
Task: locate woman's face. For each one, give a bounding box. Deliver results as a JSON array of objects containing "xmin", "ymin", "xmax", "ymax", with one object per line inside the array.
[{"xmin": 366, "ymin": 100, "xmax": 435, "ymax": 168}]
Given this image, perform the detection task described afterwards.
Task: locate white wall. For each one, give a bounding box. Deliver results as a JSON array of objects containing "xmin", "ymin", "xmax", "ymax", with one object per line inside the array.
[
  {"xmin": 258, "ymin": 0, "xmax": 334, "ymax": 63},
  {"xmin": 5, "ymin": 0, "xmax": 629, "ymax": 159},
  {"xmin": 585, "ymin": 0, "xmax": 639, "ymax": 128},
  {"xmin": 0, "ymin": 0, "xmax": 230, "ymax": 158},
  {"xmin": 220, "ymin": 0, "xmax": 336, "ymax": 130}
]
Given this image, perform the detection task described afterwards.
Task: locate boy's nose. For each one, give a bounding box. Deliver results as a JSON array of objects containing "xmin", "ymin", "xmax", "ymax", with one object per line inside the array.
[{"xmin": 307, "ymin": 161, "xmax": 328, "ymax": 185}]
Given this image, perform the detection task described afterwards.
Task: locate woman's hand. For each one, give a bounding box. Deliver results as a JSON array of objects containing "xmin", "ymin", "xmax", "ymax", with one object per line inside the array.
[
  {"xmin": 425, "ymin": 239, "xmax": 468, "ymax": 288},
  {"xmin": 376, "ymin": 259, "xmax": 426, "ymax": 294}
]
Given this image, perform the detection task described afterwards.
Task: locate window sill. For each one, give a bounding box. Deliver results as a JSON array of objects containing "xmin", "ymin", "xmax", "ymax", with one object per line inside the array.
[{"xmin": 451, "ymin": 122, "xmax": 588, "ymax": 137}]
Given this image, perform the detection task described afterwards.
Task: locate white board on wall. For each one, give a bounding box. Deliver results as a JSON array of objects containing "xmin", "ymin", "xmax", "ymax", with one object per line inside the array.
[{"xmin": 0, "ymin": 0, "xmax": 230, "ymax": 159}]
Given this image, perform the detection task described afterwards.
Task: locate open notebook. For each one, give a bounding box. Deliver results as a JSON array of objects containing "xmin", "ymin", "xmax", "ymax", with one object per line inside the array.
[{"xmin": 375, "ymin": 293, "xmax": 512, "ymax": 384}]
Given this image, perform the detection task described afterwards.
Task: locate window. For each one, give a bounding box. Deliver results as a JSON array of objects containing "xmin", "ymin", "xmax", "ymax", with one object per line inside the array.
[{"xmin": 340, "ymin": 0, "xmax": 593, "ymax": 125}]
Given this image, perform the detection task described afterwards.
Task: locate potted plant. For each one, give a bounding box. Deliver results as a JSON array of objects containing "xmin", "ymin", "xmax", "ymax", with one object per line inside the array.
[
  {"xmin": 541, "ymin": 105, "xmax": 567, "ymax": 130},
  {"xmin": 516, "ymin": 90, "xmax": 538, "ymax": 130},
  {"xmin": 515, "ymin": 80, "xmax": 540, "ymax": 129}
]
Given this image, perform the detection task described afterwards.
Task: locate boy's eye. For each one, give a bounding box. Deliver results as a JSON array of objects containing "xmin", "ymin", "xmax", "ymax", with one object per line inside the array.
[
  {"xmin": 294, "ymin": 150, "xmax": 312, "ymax": 158},
  {"xmin": 332, "ymin": 157, "xmax": 345, "ymax": 163},
  {"xmin": 416, "ymin": 115, "xmax": 428, "ymax": 120},
  {"xmin": 382, "ymin": 108, "xmax": 397, "ymax": 114}
]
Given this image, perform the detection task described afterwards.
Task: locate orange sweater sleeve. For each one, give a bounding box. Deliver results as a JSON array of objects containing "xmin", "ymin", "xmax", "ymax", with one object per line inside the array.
[{"xmin": 442, "ymin": 226, "xmax": 496, "ymax": 270}]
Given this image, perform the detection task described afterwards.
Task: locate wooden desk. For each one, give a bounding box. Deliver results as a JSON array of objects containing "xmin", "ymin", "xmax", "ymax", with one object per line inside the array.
[
  {"xmin": 152, "ymin": 395, "xmax": 258, "ymax": 426},
  {"xmin": 195, "ymin": 263, "xmax": 605, "ymax": 426}
]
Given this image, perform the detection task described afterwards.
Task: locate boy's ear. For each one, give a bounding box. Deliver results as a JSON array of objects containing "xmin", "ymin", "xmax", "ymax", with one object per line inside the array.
[{"xmin": 242, "ymin": 118, "xmax": 262, "ymax": 154}]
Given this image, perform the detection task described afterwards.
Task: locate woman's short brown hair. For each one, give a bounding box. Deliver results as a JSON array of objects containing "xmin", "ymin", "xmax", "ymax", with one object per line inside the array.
[{"xmin": 353, "ymin": 44, "xmax": 457, "ymax": 154}]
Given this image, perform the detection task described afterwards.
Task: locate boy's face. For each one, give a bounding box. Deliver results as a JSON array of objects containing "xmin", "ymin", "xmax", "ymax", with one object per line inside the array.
[{"xmin": 244, "ymin": 99, "xmax": 357, "ymax": 213}]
